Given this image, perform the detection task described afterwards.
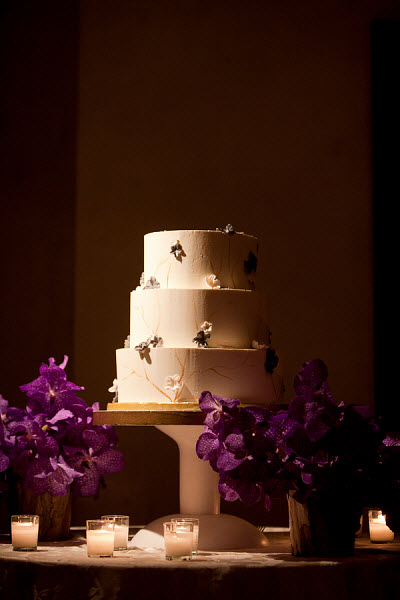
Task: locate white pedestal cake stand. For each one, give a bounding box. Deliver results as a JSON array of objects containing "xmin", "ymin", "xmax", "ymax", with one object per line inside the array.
[{"xmin": 93, "ymin": 409, "xmax": 269, "ymax": 551}]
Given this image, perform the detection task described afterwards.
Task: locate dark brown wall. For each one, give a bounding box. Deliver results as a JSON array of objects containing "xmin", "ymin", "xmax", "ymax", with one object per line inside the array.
[
  {"xmin": 0, "ymin": 0, "xmax": 78, "ymax": 531},
  {"xmin": 0, "ymin": 0, "xmax": 78, "ymax": 401}
]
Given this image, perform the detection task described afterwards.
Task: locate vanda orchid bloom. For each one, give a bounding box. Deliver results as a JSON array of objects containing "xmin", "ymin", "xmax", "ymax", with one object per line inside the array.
[
  {"xmin": 196, "ymin": 359, "xmax": 400, "ymax": 531},
  {"xmin": 0, "ymin": 357, "xmax": 124, "ymax": 497}
]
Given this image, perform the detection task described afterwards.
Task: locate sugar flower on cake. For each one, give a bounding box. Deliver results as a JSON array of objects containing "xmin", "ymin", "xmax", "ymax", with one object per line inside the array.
[
  {"xmin": 193, "ymin": 321, "xmax": 212, "ymax": 348},
  {"xmin": 265, "ymin": 346, "xmax": 279, "ymax": 374},
  {"xmin": 217, "ymin": 224, "xmax": 236, "ymax": 235},
  {"xmin": 244, "ymin": 250, "xmax": 258, "ymax": 274},
  {"xmin": 134, "ymin": 339, "xmax": 151, "ymax": 356},
  {"xmin": 164, "ymin": 374, "xmax": 183, "ymax": 392},
  {"xmin": 149, "ymin": 335, "xmax": 163, "ymax": 347},
  {"xmin": 134, "ymin": 335, "xmax": 163, "ymax": 356},
  {"xmin": 108, "ymin": 379, "xmax": 118, "ymax": 402},
  {"xmin": 144, "ymin": 276, "xmax": 160, "ymax": 289},
  {"xmin": 205, "ymin": 274, "xmax": 221, "ymax": 289},
  {"xmin": 200, "ymin": 321, "xmax": 213, "ymax": 333},
  {"xmin": 170, "ymin": 240, "xmax": 185, "ymax": 261},
  {"xmin": 251, "ymin": 340, "xmax": 268, "ymax": 350}
]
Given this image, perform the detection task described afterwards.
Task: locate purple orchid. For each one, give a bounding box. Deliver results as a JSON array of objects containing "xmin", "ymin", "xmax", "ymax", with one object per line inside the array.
[
  {"xmin": 20, "ymin": 356, "xmax": 86, "ymax": 419},
  {"xmin": 0, "ymin": 356, "xmax": 124, "ymax": 497},
  {"xmin": 63, "ymin": 427, "xmax": 124, "ymax": 496},
  {"xmin": 196, "ymin": 359, "xmax": 397, "ymax": 527},
  {"xmin": 25, "ymin": 454, "xmax": 83, "ymax": 496},
  {"xmin": 0, "ymin": 423, "xmax": 10, "ymax": 473},
  {"xmin": 198, "ymin": 390, "xmax": 240, "ymax": 432}
]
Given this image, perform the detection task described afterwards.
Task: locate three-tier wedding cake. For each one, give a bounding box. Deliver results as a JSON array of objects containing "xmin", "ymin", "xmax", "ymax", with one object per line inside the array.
[{"xmin": 112, "ymin": 227, "xmax": 283, "ymax": 410}]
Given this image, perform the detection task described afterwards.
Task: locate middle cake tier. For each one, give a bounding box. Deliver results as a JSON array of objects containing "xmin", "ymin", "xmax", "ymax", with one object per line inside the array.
[{"xmin": 130, "ymin": 288, "xmax": 269, "ymax": 349}]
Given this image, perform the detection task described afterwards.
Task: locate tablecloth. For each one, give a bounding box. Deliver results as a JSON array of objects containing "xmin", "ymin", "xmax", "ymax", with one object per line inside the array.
[{"xmin": 1, "ymin": 532, "xmax": 399, "ymax": 600}]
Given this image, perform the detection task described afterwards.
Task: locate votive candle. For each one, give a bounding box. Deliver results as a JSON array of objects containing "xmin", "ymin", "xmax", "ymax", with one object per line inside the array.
[
  {"xmin": 163, "ymin": 521, "xmax": 193, "ymax": 561},
  {"xmin": 11, "ymin": 515, "xmax": 39, "ymax": 551},
  {"xmin": 101, "ymin": 515, "xmax": 129, "ymax": 550},
  {"xmin": 171, "ymin": 517, "xmax": 199, "ymax": 554},
  {"xmin": 369, "ymin": 510, "xmax": 394, "ymax": 543},
  {"xmin": 86, "ymin": 520, "xmax": 115, "ymax": 557}
]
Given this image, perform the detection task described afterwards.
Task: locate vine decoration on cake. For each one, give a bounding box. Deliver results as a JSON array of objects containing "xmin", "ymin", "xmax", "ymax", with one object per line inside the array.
[
  {"xmin": 0, "ymin": 357, "xmax": 124, "ymax": 498},
  {"xmin": 193, "ymin": 321, "xmax": 213, "ymax": 348},
  {"xmin": 217, "ymin": 224, "xmax": 236, "ymax": 235},
  {"xmin": 170, "ymin": 240, "xmax": 185, "ymax": 262}
]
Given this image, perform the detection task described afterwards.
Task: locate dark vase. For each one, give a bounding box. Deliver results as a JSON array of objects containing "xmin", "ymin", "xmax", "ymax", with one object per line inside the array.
[{"xmin": 287, "ymin": 490, "xmax": 360, "ymax": 557}]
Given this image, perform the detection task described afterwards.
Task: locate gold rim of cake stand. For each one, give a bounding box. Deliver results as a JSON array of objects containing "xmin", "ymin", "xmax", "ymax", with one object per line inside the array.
[{"xmin": 92, "ymin": 402, "xmax": 287, "ymax": 426}]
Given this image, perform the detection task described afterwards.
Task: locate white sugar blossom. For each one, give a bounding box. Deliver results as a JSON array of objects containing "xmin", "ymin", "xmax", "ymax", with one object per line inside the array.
[
  {"xmin": 252, "ymin": 340, "xmax": 268, "ymax": 350},
  {"xmin": 108, "ymin": 379, "xmax": 118, "ymax": 402},
  {"xmin": 200, "ymin": 321, "xmax": 213, "ymax": 333},
  {"xmin": 144, "ymin": 276, "xmax": 160, "ymax": 289},
  {"xmin": 124, "ymin": 335, "xmax": 131, "ymax": 348},
  {"xmin": 164, "ymin": 374, "xmax": 183, "ymax": 392},
  {"xmin": 205, "ymin": 274, "xmax": 221, "ymax": 289}
]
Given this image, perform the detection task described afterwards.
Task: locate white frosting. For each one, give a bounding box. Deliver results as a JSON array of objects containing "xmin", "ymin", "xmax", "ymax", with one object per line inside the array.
[
  {"xmin": 143, "ymin": 230, "xmax": 258, "ymax": 290},
  {"xmin": 116, "ymin": 347, "xmax": 282, "ymax": 405},
  {"xmin": 113, "ymin": 228, "xmax": 283, "ymax": 409},
  {"xmin": 130, "ymin": 288, "xmax": 268, "ymax": 349}
]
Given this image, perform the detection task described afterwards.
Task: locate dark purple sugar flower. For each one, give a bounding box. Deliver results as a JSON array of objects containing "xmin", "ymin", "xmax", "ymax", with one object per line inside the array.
[
  {"xmin": 265, "ymin": 346, "xmax": 279, "ymax": 374},
  {"xmin": 244, "ymin": 250, "xmax": 258, "ymax": 274}
]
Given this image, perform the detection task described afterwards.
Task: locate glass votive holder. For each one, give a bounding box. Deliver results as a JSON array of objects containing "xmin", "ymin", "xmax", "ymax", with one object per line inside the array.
[
  {"xmin": 171, "ymin": 517, "xmax": 199, "ymax": 554},
  {"xmin": 86, "ymin": 519, "xmax": 115, "ymax": 558},
  {"xmin": 11, "ymin": 515, "xmax": 39, "ymax": 551},
  {"xmin": 163, "ymin": 521, "xmax": 193, "ymax": 561},
  {"xmin": 101, "ymin": 515, "xmax": 129, "ymax": 550},
  {"xmin": 368, "ymin": 510, "xmax": 394, "ymax": 543}
]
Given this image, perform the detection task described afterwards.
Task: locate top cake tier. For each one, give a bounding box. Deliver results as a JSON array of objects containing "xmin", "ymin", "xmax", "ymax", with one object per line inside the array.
[{"xmin": 143, "ymin": 229, "xmax": 258, "ymax": 290}]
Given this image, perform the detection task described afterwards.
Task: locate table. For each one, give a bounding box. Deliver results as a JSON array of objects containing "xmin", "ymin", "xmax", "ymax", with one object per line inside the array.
[{"xmin": 1, "ymin": 531, "xmax": 400, "ymax": 600}]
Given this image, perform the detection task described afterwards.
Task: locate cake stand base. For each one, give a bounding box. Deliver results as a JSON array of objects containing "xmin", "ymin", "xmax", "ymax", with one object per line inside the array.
[{"xmin": 132, "ymin": 513, "xmax": 268, "ymax": 551}]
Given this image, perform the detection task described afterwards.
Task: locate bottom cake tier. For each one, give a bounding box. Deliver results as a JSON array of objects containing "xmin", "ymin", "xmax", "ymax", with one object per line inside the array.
[{"xmin": 115, "ymin": 347, "xmax": 283, "ymax": 407}]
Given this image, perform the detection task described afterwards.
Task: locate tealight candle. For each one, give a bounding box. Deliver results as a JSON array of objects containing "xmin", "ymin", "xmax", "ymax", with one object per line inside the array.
[
  {"xmin": 86, "ymin": 519, "xmax": 115, "ymax": 557},
  {"xmin": 163, "ymin": 521, "xmax": 193, "ymax": 561},
  {"xmin": 369, "ymin": 510, "xmax": 394, "ymax": 543},
  {"xmin": 11, "ymin": 515, "xmax": 39, "ymax": 551},
  {"xmin": 101, "ymin": 515, "xmax": 129, "ymax": 550},
  {"xmin": 171, "ymin": 517, "xmax": 199, "ymax": 554}
]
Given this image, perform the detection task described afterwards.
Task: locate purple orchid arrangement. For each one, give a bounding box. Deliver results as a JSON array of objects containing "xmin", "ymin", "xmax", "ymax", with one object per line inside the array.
[
  {"xmin": 196, "ymin": 359, "xmax": 400, "ymax": 529},
  {"xmin": 0, "ymin": 357, "xmax": 124, "ymax": 497}
]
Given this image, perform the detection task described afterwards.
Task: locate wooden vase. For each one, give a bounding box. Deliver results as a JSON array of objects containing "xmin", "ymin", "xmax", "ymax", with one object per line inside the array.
[
  {"xmin": 17, "ymin": 483, "xmax": 72, "ymax": 541},
  {"xmin": 287, "ymin": 490, "xmax": 358, "ymax": 557}
]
